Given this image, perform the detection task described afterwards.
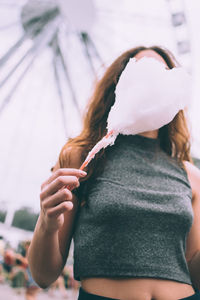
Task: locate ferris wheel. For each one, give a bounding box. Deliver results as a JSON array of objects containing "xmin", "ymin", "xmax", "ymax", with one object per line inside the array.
[{"xmin": 0, "ymin": 0, "xmax": 196, "ymax": 216}]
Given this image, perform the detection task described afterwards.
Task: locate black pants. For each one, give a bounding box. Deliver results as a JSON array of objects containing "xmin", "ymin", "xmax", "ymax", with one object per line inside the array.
[{"xmin": 78, "ymin": 287, "xmax": 200, "ymax": 300}]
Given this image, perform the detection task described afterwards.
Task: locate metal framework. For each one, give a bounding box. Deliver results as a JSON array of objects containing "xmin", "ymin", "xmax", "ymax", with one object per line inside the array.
[
  {"xmin": 0, "ymin": 0, "xmax": 103, "ymax": 137},
  {"xmin": 165, "ymin": 0, "xmax": 192, "ymax": 70}
]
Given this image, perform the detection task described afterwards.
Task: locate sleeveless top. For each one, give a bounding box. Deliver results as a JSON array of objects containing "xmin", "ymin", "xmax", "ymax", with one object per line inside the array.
[{"xmin": 72, "ymin": 134, "xmax": 193, "ymax": 284}]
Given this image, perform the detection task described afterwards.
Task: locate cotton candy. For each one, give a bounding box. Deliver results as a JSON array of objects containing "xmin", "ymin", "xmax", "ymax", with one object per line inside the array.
[
  {"xmin": 80, "ymin": 57, "xmax": 192, "ymax": 170},
  {"xmin": 108, "ymin": 57, "xmax": 191, "ymax": 135}
]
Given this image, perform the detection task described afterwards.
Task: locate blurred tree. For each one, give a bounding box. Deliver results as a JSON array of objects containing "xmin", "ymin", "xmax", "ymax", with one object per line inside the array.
[
  {"xmin": 0, "ymin": 210, "xmax": 6, "ymax": 222},
  {"xmin": 193, "ymin": 157, "xmax": 200, "ymax": 169},
  {"xmin": 12, "ymin": 207, "xmax": 38, "ymax": 231}
]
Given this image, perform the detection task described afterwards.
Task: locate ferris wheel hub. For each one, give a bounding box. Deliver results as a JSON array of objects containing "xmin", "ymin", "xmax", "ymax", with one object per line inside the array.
[{"xmin": 21, "ymin": 0, "xmax": 96, "ymax": 37}]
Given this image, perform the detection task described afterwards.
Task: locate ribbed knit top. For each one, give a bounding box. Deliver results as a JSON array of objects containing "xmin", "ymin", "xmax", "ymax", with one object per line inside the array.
[{"xmin": 72, "ymin": 134, "xmax": 193, "ymax": 284}]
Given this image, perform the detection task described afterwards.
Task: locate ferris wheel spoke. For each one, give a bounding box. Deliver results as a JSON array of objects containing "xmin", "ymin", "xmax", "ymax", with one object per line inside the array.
[
  {"xmin": 0, "ymin": 33, "xmax": 29, "ymax": 68},
  {"xmin": 79, "ymin": 33, "xmax": 97, "ymax": 78},
  {"xmin": 85, "ymin": 34, "xmax": 104, "ymax": 66},
  {"xmin": 0, "ymin": 55, "xmax": 36, "ymax": 116},
  {"xmin": 0, "ymin": 18, "xmax": 60, "ymax": 114},
  {"xmin": 0, "ymin": 17, "xmax": 60, "ymax": 87},
  {"xmin": 54, "ymin": 36, "xmax": 81, "ymax": 117},
  {"xmin": 79, "ymin": 32, "xmax": 104, "ymax": 78},
  {"xmin": 52, "ymin": 44, "xmax": 69, "ymax": 138},
  {"xmin": 53, "ymin": 61, "xmax": 69, "ymax": 138},
  {"xmin": 0, "ymin": 47, "xmax": 33, "ymax": 88},
  {"xmin": 0, "ymin": 17, "xmax": 57, "ymax": 70}
]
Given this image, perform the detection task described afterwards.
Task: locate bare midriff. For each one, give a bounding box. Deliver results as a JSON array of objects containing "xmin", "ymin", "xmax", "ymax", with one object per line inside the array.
[{"xmin": 81, "ymin": 277, "xmax": 195, "ymax": 300}]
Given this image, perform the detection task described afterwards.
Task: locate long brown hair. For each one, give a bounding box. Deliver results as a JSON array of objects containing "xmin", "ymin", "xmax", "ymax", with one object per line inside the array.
[{"xmin": 59, "ymin": 46, "xmax": 192, "ymax": 189}]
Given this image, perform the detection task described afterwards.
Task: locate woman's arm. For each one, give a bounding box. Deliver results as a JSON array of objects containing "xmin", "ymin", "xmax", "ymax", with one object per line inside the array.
[
  {"xmin": 184, "ymin": 161, "xmax": 200, "ymax": 290},
  {"xmin": 28, "ymin": 150, "xmax": 86, "ymax": 288}
]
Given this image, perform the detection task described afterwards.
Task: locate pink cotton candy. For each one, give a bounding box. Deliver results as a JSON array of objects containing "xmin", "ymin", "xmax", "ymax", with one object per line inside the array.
[
  {"xmin": 80, "ymin": 57, "xmax": 192, "ymax": 170},
  {"xmin": 108, "ymin": 57, "xmax": 192, "ymax": 135}
]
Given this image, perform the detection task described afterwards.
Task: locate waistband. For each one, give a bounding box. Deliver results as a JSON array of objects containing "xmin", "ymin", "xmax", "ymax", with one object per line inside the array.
[{"xmin": 78, "ymin": 287, "xmax": 200, "ymax": 300}]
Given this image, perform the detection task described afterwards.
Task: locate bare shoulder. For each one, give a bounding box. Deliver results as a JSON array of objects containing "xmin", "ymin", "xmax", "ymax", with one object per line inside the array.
[{"xmin": 183, "ymin": 160, "xmax": 200, "ymax": 199}]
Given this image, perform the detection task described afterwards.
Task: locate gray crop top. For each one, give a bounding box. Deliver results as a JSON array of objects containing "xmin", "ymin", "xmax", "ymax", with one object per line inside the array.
[{"xmin": 72, "ymin": 134, "xmax": 194, "ymax": 284}]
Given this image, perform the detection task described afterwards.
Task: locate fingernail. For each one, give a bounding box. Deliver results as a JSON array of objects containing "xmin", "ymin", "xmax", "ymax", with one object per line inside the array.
[{"xmin": 79, "ymin": 170, "xmax": 87, "ymax": 176}]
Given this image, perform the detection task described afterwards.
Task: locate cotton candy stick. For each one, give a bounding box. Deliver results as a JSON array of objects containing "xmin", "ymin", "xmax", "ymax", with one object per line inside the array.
[{"xmin": 79, "ymin": 130, "xmax": 117, "ymax": 170}]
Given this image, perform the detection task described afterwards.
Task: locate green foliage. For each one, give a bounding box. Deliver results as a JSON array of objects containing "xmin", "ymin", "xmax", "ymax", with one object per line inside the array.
[
  {"xmin": 0, "ymin": 210, "xmax": 6, "ymax": 222},
  {"xmin": 193, "ymin": 157, "xmax": 200, "ymax": 169},
  {"xmin": 12, "ymin": 207, "xmax": 39, "ymax": 231}
]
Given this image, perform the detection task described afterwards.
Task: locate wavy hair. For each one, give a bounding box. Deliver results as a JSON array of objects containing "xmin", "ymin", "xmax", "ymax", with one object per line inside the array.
[{"xmin": 59, "ymin": 46, "xmax": 193, "ymax": 199}]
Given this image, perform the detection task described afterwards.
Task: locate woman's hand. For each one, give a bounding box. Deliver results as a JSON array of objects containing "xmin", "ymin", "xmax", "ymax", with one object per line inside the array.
[{"xmin": 39, "ymin": 168, "xmax": 87, "ymax": 233}]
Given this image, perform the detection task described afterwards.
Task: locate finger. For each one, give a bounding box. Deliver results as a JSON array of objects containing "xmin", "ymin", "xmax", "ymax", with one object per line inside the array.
[
  {"xmin": 47, "ymin": 201, "xmax": 73, "ymax": 218},
  {"xmin": 41, "ymin": 168, "xmax": 87, "ymax": 190},
  {"xmin": 42, "ymin": 189, "xmax": 73, "ymax": 209},
  {"xmin": 40, "ymin": 176, "xmax": 79, "ymax": 200}
]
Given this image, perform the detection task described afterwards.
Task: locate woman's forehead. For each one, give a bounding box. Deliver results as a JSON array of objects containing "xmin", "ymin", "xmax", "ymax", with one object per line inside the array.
[{"xmin": 135, "ymin": 50, "xmax": 168, "ymax": 66}]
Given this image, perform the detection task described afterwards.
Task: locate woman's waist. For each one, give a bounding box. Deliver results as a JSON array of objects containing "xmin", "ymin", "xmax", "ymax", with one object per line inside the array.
[{"xmin": 80, "ymin": 277, "xmax": 195, "ymax": 300}]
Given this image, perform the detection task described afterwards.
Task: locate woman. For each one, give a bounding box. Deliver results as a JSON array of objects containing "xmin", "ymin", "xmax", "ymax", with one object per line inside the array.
[{"xmin": 28, "ymin": 46, "xmax": 200, "ymax": 300}]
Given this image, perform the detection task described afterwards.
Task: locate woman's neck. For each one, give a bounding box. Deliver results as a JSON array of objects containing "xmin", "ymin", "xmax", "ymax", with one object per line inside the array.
[{"xmin": 138, "ymin": 129, "xmax": 159, "ymax": 139}]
